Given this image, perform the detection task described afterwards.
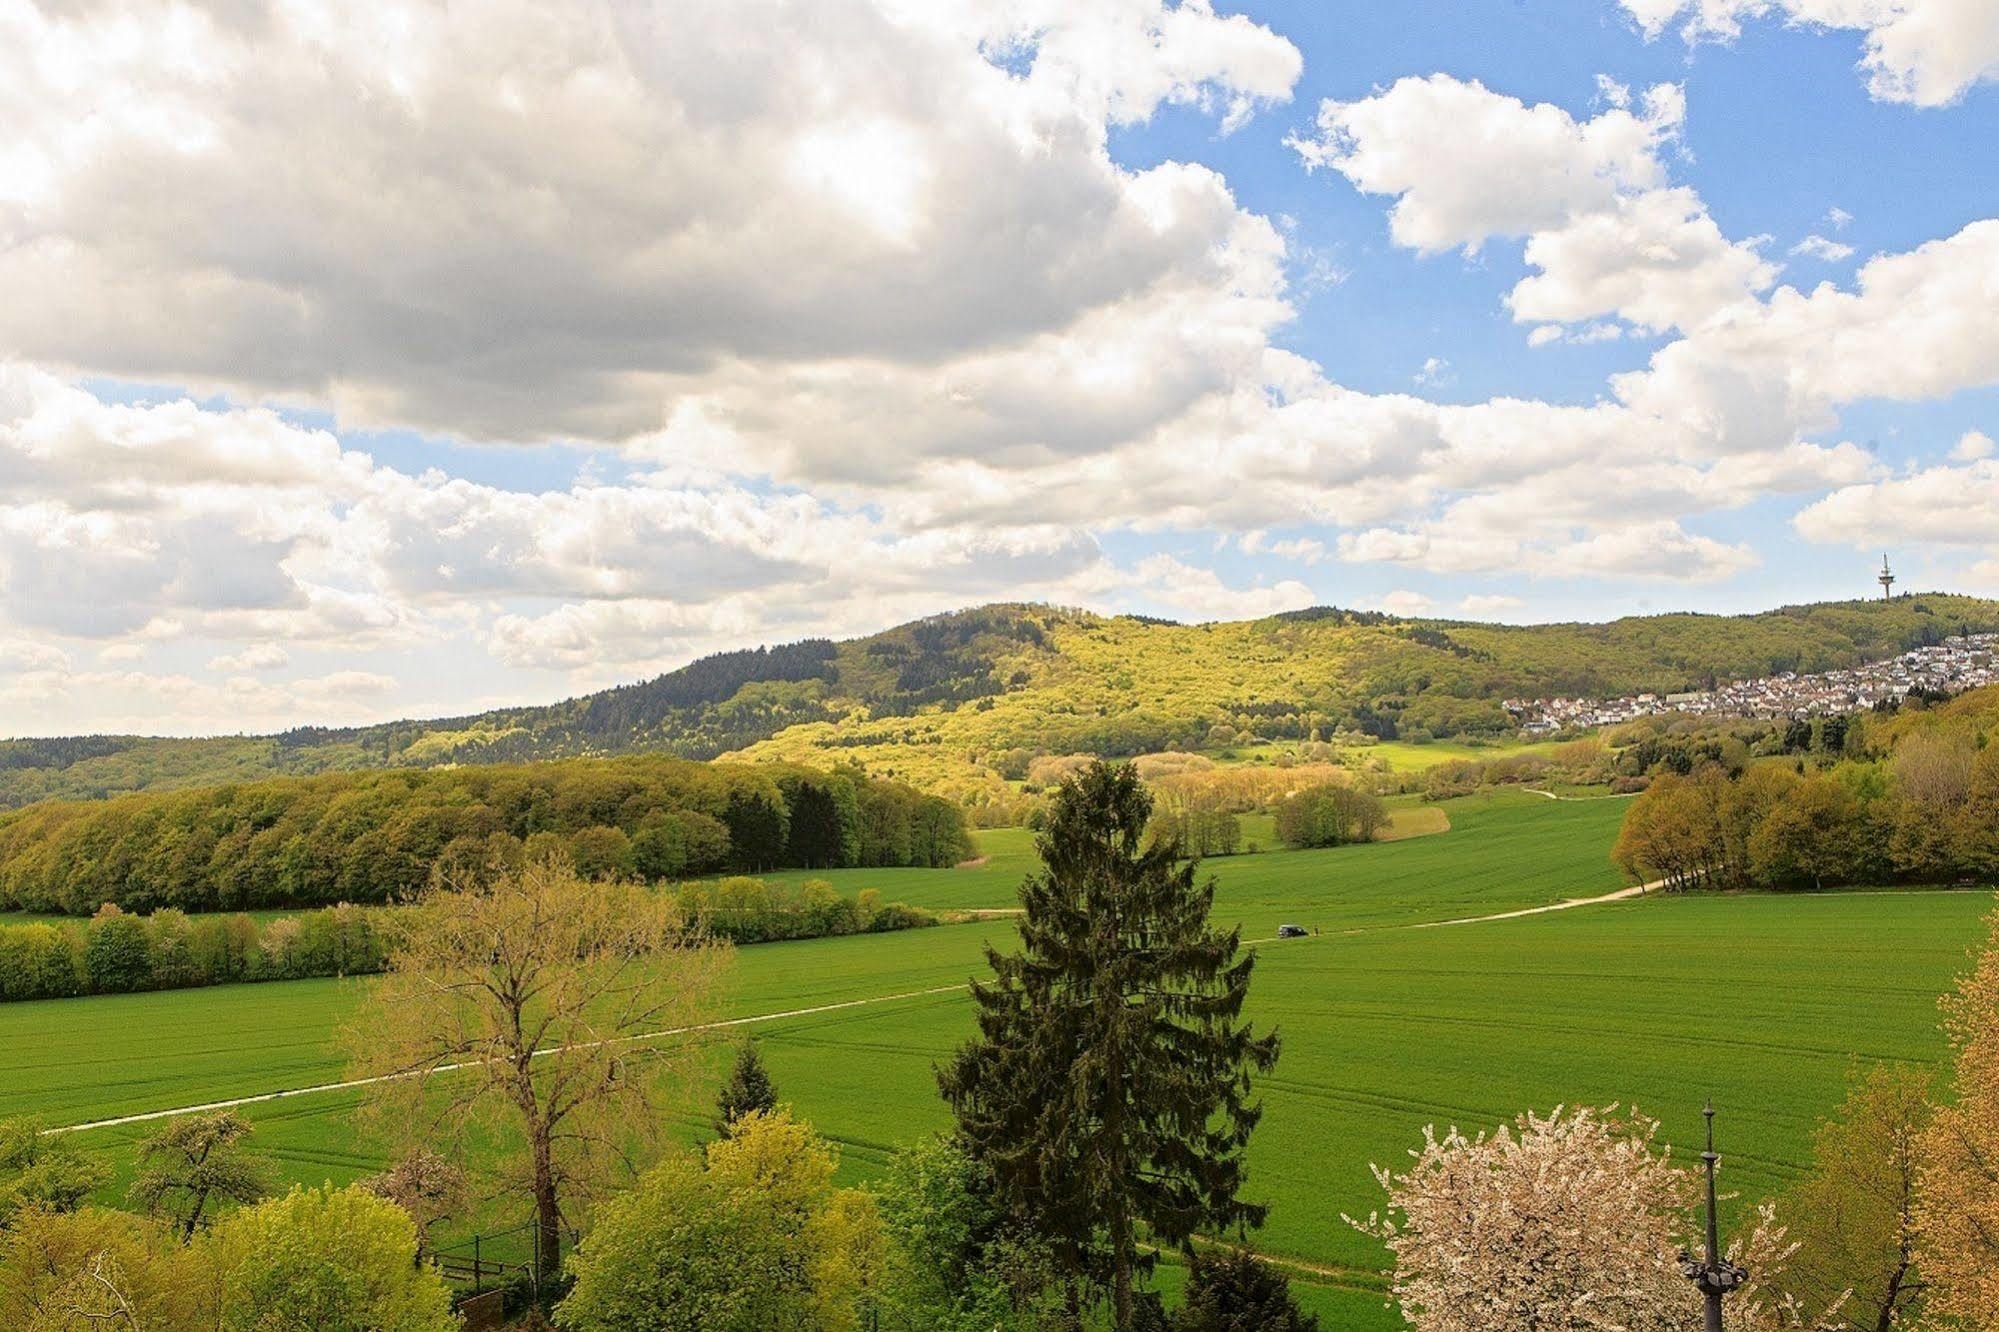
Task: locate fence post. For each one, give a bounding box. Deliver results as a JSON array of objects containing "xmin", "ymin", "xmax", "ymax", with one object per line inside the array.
[{"xmin": 472, "ymin": 1233, "xmax": 481, "ymax": 1295}]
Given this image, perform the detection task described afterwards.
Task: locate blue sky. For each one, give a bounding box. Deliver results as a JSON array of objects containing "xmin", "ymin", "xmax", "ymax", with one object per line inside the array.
[{"xmin": 1, "ymin": 0, "xmax": 1995, "ymax": 734}]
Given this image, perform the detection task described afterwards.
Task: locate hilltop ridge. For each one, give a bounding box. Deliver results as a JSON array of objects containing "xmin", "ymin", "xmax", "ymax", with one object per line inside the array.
[{"xmin": 3, "ymin": 594, "xmax": 1996, "ymax": 809}]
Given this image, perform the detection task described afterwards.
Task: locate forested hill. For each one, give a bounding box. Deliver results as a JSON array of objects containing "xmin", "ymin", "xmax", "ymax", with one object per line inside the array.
[{"xmin": 4, "ymin": 594, "xmax": 1996, "ymax": 810}]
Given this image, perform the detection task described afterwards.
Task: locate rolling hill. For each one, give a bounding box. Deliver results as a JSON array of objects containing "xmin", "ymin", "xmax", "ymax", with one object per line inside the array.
[{"xmin": 4, "ymin": 594, "xmax": 1996, "ymax": 809}]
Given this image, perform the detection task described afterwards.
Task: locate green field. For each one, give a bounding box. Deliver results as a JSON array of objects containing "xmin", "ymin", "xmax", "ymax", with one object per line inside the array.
[{"xmin": 3, "ymin": 793, "xmax": 1989, "ymax": 1327}]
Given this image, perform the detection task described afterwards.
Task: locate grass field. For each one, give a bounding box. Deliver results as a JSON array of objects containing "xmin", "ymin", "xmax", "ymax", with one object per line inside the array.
[{"xmin": 3, "ymin": 792, "xmax": 1989, "ymax": 1327}]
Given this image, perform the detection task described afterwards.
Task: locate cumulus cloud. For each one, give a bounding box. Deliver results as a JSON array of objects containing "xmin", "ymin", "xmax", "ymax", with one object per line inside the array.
[
  {"xmin": 0, "ymin": 6, "xmax": 1994, "ymax": 734},
  {"xmin": 0, "ymin": 0, "xmax": 1300, "ymax": 449},
  {"xmin": 1952, "ymin": 430, "xmax": 1995, "ymax": 462},
  {"xmin": 1293, "ymin": 75, "xmax": 1774, "ymax": 334},
  {"xmin": 1378, "ymin": 589, "xmax": 1435, "ymax": 616},
  {"xmin": 1615, "ymin": 221, "xmax": 1999, "ymax": 458},
  {"xmin": 1791, "ymin": 234, "xmax": 1856, "ymax": 262},
  {"xmin": 1795, "ymin": 459, "xmax": 1999, "ymax": 549},
  {"xmin": 1459, "ymin": 593, "xmax": 1526, "ymax": 617},
  {"xmin": 1621, "ymin": 0, "xmax": 1999, "ymax": 106}
]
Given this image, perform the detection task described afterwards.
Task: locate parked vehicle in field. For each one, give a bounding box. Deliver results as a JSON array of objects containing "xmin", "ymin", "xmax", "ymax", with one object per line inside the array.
[{"xmin": 1276, "ymin": 924, "xmax": 1308, "ymax": 939}]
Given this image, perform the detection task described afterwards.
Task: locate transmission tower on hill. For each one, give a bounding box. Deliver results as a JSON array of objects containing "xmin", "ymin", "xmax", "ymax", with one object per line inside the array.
[{"xmin": 1878, "ymin": 554, "xmax": 1896, "ymax": 601}]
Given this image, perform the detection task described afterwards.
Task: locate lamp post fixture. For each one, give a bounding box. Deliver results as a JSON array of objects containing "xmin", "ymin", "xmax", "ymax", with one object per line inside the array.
[{"xmin": 1680, "ymin": 1101, "xmax": 1747, "ymax": 1332}]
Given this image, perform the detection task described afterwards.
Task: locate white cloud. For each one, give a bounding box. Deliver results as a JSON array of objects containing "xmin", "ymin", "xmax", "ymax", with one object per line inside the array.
[
  {"xmin": 1826, "ymin": 206, "xmax": 1854, "ymax": 230},
  {"xmin": 1240, "ymin": 532, "xmax": 1330, "ymax": 564},
  {"xmin": 1458, "ymin": 593, "xmax": 1526, "ymax": 618},
  {"xmin": 1796, "ymin": 459, "xmax": 1999, "ymax": 549},
  {"xmin": 1530, "ymin": 320, "xmax": 1629, "ymax": 347},
  {"xmin": 1791, "ymin": 234, "xmax": 1855, "ymax": 262},
  {"xmin": 1378, "ymin": 589, "xmax": 1435, "ymax": 616},
  {"xmin": 1620, "ymin": 0, "xmax": 1999, "ymax": 106},
  {"xmin": 1952, "ymin": 430, "xmax": 1995, "ymax": 462},
  {"xmin": 207, "ymin": 644, "xmax": 290, "ymax": 673},
  {"xmin": 0, "ymin": 0, "xmax": 1300, "ymax": 449},
  {"xmin": 0, "ymin": 11, "xmax": 1993, "ymax": 734},
  {"xmin": 1415, "ymin": 356, "xmax": 1451, "ymax": 386},
  {"xmin": 1294, "ymin": 75, "xmax": 1774, "ymax": 334},
  {"xmin": 1119, "ymin": 555, "xmax": 1316, "ymax": 622},
  {"xmin": 1615, "ymin": 220, "xmax": 1999, "ymax": 459}
]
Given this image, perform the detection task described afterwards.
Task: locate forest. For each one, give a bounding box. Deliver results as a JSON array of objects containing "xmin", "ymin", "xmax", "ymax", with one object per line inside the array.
[
  {"xmin": 0, "ymin": 755, "xmax": 971, "ymax": 915},
  {"xmin": 1611, "ymin": 689, "xmax": 1999, "ymax": 892},
  {"xmin": 5, "ymin": 595, "xmax": 1994, "ymax": 810}
]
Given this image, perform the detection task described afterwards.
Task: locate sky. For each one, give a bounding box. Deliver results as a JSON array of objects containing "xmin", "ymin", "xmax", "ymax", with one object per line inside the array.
[{"xmin": 1, "ymin": 0, "xmax": 1996, "ymax": 737}]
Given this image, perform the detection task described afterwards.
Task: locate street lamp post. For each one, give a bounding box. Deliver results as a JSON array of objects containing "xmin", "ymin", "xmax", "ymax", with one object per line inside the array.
[{"xmin": 1680, "ymin": 1101, "xmax": 1747, "ymax": 1332}]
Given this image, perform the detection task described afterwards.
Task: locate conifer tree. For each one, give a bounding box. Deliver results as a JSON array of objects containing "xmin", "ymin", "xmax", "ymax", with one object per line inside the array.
[
  {"xmin": 716, "ymin": 1038, "xmax": 779, "ymax": 1137},
  {"xmin": 939, "ymin": 761, "xmax": 1279, "ymax": 1330},
  {"xmin": 1172, "ymin": 1246, "xmax": 1319, "ymax": 1331}
]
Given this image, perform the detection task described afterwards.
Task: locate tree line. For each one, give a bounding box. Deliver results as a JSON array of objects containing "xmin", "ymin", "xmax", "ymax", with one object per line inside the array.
[
  {"xmin": 1613, "ymin": 736, "xmax": 1999, "ymax": 892},
  {"xmin": 0, "ymin": 874, "xmax": 937, "ymax": 1004},
  {"xmin": 9, "ymin": 757, "xmax": 1999, "ymax": 1328},
  {"xmin": 0, "ymin": 754, "xmax": 971, "ymax": 916}
]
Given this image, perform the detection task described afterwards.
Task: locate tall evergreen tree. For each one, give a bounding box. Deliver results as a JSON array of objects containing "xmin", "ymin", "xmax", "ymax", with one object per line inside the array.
[
  {"xmin": 939, "ymin": 761, "xmax": 1279, "ymax": 1330},
  {"xmin": 716, "ymin": 1038, "xmax": 779, "ymax": 1137}
]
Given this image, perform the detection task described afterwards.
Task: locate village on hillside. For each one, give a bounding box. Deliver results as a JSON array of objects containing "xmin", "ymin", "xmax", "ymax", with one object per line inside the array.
[{"xmin": 1506, "ymin": 633, "xmax": 1999, "ymax": 736}]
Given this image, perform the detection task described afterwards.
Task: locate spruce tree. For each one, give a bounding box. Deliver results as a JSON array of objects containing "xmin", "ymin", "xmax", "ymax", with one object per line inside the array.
[
  {"xmin": 939, "ymin": 761, "xmax": 1279, "ymax": 1330},
  {"xmin": 716, "ymin": 1038, "xmax": 779, "ymax": 1137},
  {"xmin": 1173, "ymin": 1247, "xmax": 1319, "ymax": 1331}
]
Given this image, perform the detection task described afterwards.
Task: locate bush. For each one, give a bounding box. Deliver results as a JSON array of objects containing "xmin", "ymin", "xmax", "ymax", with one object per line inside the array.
[
  {"xmin": 83, "ymin": 910, "xmax": 151, "ymax": 993},
  {"xmin": 559, "ymin": 1111, "xmax": 884, "ymax": 1332},
  {"xmin": 197, "ymin": 1185, "xmax": 457, "ymax": 1332}
]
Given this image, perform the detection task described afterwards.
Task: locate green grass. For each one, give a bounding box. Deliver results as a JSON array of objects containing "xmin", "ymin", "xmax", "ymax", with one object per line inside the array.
[
  {"xmin": 4, "ymin": 794, "xmax": 1989, "ymax": 1330},
  {"xmin": 1341, "ymin": 737, "xmax": 1570, "ymax": 773},
  {"xmin": 712, "ymin": 789, "xmax": 1604, "ymax": 918}
]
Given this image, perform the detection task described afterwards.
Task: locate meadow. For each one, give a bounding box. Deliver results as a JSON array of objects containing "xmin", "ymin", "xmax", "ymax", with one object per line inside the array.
[{"xmin": 3, "ymin": 790, "xmax": 1989, "ymax": 1327}]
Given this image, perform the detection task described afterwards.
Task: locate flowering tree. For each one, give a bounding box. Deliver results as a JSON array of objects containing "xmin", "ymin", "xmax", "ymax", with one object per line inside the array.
[{"xmin": 1351, "ymin": 1105, "xmax": 1842, "ymax": 1332}]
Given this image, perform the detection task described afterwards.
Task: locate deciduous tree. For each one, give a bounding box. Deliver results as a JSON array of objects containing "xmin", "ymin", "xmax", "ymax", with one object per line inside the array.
[
  {"xmin": 361, "ymin": 1148, "xmax": 468, "ymax": 1262},
  {"xmin": 1351, "ymin": 1104, "xmax": 1837, "ymax": 1332},
  {"xmin": 557, "ymin": 1109, "xmax": 884, "ymax": 1332},
  {"xmin": 196, "ymin": 1185, "xmax": 456, "ymax": 1332},
  {"xmin": 0, "ymin": 1120, "xmax": 108, "ymax": 1226},
  {"xmin": 128, "ymin": 1111, "xmax": 271, "ymax": 1241},
  {"xmin": 345, "ymin": 862, "xmax": 730, "ymax": 1288},
  {"xmin": 940, "ymin": 761, "xmax": 1278, "ymax": 1330},
  {"xmin": 1916, "ymin": 904, "xmax": 1999, "ymax": 1324},
  {"xmin": 0, "ymin": 1205, "xmax": 197, "ymax": 1331},
  {"xmin": 1776, "ymin": 1064, "xmax": 1930, "ymax": 1331}
]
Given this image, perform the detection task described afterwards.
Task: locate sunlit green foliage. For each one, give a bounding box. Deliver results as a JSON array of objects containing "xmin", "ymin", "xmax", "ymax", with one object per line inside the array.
[
  {"xmin": 0, "ymin": 755, "xmax": 969, "ymax": 914},
  {"xmin": 7, "ymin": 598, "xmax": 1994, "ymax": 814}
]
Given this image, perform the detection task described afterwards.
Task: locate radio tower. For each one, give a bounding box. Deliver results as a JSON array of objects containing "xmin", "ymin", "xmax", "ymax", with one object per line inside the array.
[{"xmin": 1878, "ymin": 554, "xmax": 1896, "ymax": 601}]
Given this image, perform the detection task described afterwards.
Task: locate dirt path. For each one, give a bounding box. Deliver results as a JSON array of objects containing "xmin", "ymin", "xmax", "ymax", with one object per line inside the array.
[
  {"xmin": 46, "ymin": 882, "xmax": 1657, "ymax": 1137},
  {"xmin": 1522, "ymin": 788, "xmax": 1638, "ymax": 801}
]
